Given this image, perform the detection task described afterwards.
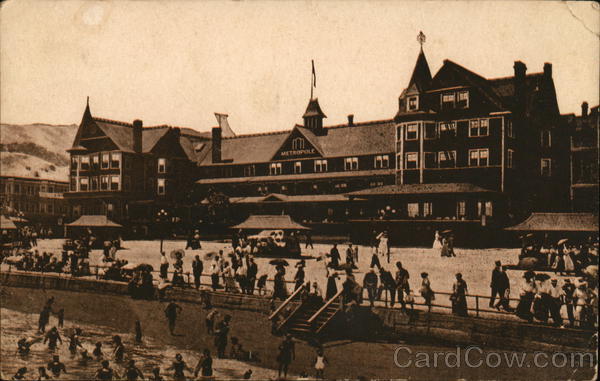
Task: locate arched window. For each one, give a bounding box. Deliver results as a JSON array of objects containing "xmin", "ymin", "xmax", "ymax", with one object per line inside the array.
[{"xmin": 292, "ymin": 137, "xmax": 305, "ymax": 150}]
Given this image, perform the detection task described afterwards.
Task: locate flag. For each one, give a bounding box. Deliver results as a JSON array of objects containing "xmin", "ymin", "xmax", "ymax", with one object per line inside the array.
[{"xmin": 312, "ymin": 60, "xmax": 316, "ymax": 88}]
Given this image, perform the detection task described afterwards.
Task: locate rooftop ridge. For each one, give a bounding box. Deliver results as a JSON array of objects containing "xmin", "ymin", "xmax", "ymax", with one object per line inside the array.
[
  {"xmin": 92, "ymin": 117, "xmax": 133, "ymax": 127},
  {"xmin": 488, "ymin": 72, "xmax": 544, "ymax": 82}
]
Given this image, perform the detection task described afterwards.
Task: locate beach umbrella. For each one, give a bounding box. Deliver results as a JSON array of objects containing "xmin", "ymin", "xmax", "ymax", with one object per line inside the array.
[
  {"xmin": 269, "ymin": 259, "xmax": 289, "ymax": 267},
  {"xmin": 170, "ymin": 249, "xmax": 185, "ymax": 260},
  {"xmin": 557, "ymin": 238, "xmax": 569, "ymax": 246},
  {"xmin": 203, "ymin": 252, "xmax": 219, "ymax": 260}
]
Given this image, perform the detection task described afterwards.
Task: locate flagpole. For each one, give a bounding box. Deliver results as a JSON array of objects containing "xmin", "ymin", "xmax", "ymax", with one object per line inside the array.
[{"xmin": 310, "ymin": 60, "xmax": 314, "ymax": 100}]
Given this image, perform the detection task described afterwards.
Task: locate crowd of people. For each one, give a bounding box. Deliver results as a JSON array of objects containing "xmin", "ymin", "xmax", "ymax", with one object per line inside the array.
[{"xmin": 519, "ymin": 237, "xmax": 599, "ymax": 275}]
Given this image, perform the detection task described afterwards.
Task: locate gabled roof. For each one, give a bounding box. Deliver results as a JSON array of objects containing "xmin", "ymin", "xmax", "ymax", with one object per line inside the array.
[
  {"xmin": 197, "ymin": 119, "xmax": 396, "ymax": 166},
  {"xmin": 407, "ymin": 49, "xmax": 432, "ymax": 93},
  {"xmin": 1, "ymin": 215, "xmax": 17, "ymax": 230},
  {"xmin": 303, "ymin": 98, "xmax": 327, "ymax": 118},
  {"xmin": 347, "ymin": 183, "xmax": 495, "ymax": 197},
  {"xmin": 505, "ymin": 213, "xmax": 598, "ymax": 232},
  {"xmin": 231, "ymin": 215, "xmax": 310, "ymax": 230},
  {"xmin": 66, "ymin": 215, "xmax": 122, "ymax": 227}
]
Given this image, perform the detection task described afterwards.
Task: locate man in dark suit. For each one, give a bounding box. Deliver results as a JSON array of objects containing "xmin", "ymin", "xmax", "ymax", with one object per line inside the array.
[{"xmin": 489, "ymin": 260, "xmax": 503, "ymax": 307}]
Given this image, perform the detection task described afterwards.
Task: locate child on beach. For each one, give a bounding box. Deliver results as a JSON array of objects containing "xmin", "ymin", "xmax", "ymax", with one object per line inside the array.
[{"xmin": 314, "ymin": 348, "xmax": 328, "ymax": 379}]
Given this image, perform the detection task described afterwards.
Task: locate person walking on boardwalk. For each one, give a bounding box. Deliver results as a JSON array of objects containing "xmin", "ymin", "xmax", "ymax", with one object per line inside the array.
[
  {"xmin": 164, "ymin": 301, "xmax": 182, "ymax": 335},
  {"xmin": 277, "ymin": 334, "xmax": 295, "ymax": 380},
  {"xmin": 395, "ymin": 261, "xmax": 410, "ymax": 311},
  {"xmin": 325, "ymin": 265, "xmax": 339, "ymax": 300},
  {"xmin": 489, "ymin": 260, "xmax": 503, "ymax": 307},
  {"xmin": 246, "ymin": 256, "xmax": 258, "ymax": 294},
  {"xmin": 192, "ymin": 255, "xmax": 203, "ymax": 290},
  {"xmin": 166, "ymin": 353, "xmax": 193, "ymax": 381},
  {"xmin": 376, "ymin": 231, "xmax": 390, "ymax": 263},
  {"xmin": 494, "ymin": 266, "xmax": 512, "ymax": 311},
  {"xmin": 194, "ymin": 349, "xmax": 213, "ymax": 379},
  {"xmin": 273, "ymin": 266, "xmax": 288, "ymax": 300},
  {"xmin": 451, "ymin": 273, "xmax": 468, "ymax": 317},
  {"xmin": 363, "ymin": 268, "xmax": 378, "ymax": 307},
  {"xmin": 46, "ymin": 355, "xmax": 67, "ymax": 378},
  {"xmin": 206, "ymin": 308, "xmax": 218, "ymax": 335},
  {"xmin": 43, "ymin": 327, "xmax": 62, "ymax": 350}
]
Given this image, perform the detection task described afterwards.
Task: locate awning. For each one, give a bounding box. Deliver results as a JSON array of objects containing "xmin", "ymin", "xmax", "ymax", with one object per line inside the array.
[
  {"xmin": 347, "ymin": 183, "xmax": 495, "ymax": 197},
  {"xmin": 66, "ymin": 215, "xmax": 123, "ymax": 228},
  {"xmin": 224, "ymin": 193, "xmax": 348, "ymax": 204},
  {"xmin": 1, "ymin": 215, "xmax": 18, "ymax": 230},
  {"xmin": 231, "ymin": 215, "xmax": 310, "ymax": 230},
  {"xmin": 505, "ymin": 213, "xmax": 598, "ymax": 232},
  {"xmin": 196, "ymin": 169, "xmax": 395, "ymax": 185}
]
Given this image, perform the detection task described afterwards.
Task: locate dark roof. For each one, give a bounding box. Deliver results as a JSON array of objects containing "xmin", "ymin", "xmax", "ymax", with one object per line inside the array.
[
  {"xmin": 303, "ymin": 98, "xmax": 327, "ymax": 118},
  {"xmin": 66, "ymin": 215, "xmax": 123, "ymax": 228},
  {"xmin": 347, "ymin": 183, "xmax": 495, "ymax": 197},
  {"xmin": 227, "ymin": 193, "xmax": 348, "ymax": 204},
  {"xmin": 197, "ymin": 168, "xmax": 395, "ymax": 184},
  {"xmin": 197, "ymin": 120, "xmax": 395, "ymax": 166},
  {"xmin": 407, "ymin": 49, "xmax": 432, "ymax": 92},
  {"xmin": 505, "ymin": 213, "xmax": 598, "ymax": 232},
  {"xmin": 231, "ymin": 215, "xmax": 310, "ymax": 230}
]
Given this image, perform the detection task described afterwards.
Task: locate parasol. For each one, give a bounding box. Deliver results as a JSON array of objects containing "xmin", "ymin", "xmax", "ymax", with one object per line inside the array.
[
  {"xmin": 203, "ymin": 252, "xmax": 219, "ymax": 260},
  {"xmin": 557, "ymin": 238, "xmax": 569, "ymax": 246},
  {"xmin": 269, "ymin": 259, "xmax": 289, "ymax": 267},
  {"xmin": 134, "ymin": 263, "xmax": 154, "ymax": 272},
  {"xmin": 170, "ymin": 249, "xmax": 185, "ymax": 260}
]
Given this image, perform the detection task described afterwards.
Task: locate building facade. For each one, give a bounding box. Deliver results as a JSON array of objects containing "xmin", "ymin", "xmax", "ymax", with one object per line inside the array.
[
  {"xmin": 564, "ymin": 102, "xmax": 599, "ymax": 213},
  {"xmin": 0, "ymin": 176, "xmax": 70, "ymax": 225}
]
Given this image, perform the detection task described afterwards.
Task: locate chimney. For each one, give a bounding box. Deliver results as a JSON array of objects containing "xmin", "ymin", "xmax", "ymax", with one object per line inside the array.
[
  {"xmin": 347, "ymin": 114, "xmax": 354, "ymax": 126},
  {"xmin": 212, "ymin": 127, "xmax": 222, "ymax": 163},
  {"xmin": 513, "ymin": 61, "xmax": 527, "ymax": 80},
  {"xmin": 582, "ymin": 102, "xmax": 589, "ymax": 117},
  {"xmin": 132, "ymin": 119, "xmax": 143, "ymax": 153},
  {"xmin": 172, "ymin": 127, "xmax": 181, "ymax": 137},
  {"xmin": 543, "ymin": 62, "xmax": 552, "ymax": 79}
]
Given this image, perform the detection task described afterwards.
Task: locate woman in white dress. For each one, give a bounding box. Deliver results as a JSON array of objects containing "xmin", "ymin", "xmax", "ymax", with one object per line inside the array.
[
  {"xmin": 432, "ymin": 231, "xmax": 442, "ymax": 250},
  {"xmin": 377, "ymin": 231, "xmax": 389, "ymax": 262}
]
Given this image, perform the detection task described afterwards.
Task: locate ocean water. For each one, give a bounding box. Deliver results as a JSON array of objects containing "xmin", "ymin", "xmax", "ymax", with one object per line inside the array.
[{"xmin": 0, "ymin": 308, "xmax": 280, "ymax": 380}]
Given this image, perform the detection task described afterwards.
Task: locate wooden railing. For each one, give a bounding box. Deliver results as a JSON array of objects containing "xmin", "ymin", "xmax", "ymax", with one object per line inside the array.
[
  {"xmin": 268, "ymin": 283, "xmax": 306, "ymax": 321},
  {"xmin": 307, "ymin": 288, "xmax": 344, "ymax": 327}
]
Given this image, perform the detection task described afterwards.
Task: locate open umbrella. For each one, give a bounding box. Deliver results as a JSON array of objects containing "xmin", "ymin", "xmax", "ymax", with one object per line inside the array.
[
  {"xmin": 203, "ymin": 252, "xmax": 219, "ymax": 260},
  {"xmin": 269, "ymin": 259, "xmax": 289, "ymax": 267},
  {"xmin": 557, "ymin": 238, "xmax": 569, "ymax": 246},
  {"xmin": 134, "ymin": 263, "xmax": 154, "ymax": 272},
  {"xmin": 170, "ymin": 249, "xmax": 185, "ymax": 260}
]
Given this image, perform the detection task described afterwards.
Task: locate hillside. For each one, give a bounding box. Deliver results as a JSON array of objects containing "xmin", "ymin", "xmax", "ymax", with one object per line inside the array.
[{"xmin": 0, "ymin": 123, "xmax": 77, "ymax": 182}]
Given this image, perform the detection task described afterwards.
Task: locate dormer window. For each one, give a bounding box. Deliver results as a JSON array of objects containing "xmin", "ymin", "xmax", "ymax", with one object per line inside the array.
[
  {"xmin": 441, "ymin": 93, "xmax": 455, "ymax": 110},
  {"xmin": 292, "ymin": 137, "xmax": 305, "ymax": 150},
  {"xmin": 408, "ymin": 96, "xmax": 418, "ymax": 111}
]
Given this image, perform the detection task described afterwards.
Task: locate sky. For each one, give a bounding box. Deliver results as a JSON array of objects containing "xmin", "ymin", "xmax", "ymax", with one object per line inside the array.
[{"xmin": 1, "ymin": 1, "xmax": 598, "ymax": 135}]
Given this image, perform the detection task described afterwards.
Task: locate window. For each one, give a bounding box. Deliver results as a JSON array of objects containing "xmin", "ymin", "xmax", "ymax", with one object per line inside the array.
[
  {"xmin": 92, "ymin": 154, "xmax": 99, "ymax": 168},
  {"xmin": 408, "ymin": 96, "xmax": 418, "ymax": 111},
  {"xmin": 91, "ymin": 176, "xmax": 98, "ymax": 191},
  {"xmin": 541, "ymin": 158, "xmax": 552, "ymax": 177},
  {"xmin": 407, "ymin": 203, "xmax": 419, "ymax": 218},
  {"xmin": 101, "ymin": 153, "xmax": 109, "ymax": 169},
  {"xmin": 477, "ymin": 201, "xmax": 493, "ymax": 217},
  {"xmin": 334, "ymin": 183, "xmax": 348, "ymax": 189},
  {"xmin": 158, "ymin": 158, "xmax": 166, "ymax": 173},
  {"xmin": 369, "ymin": 181, "xmax": 384, "ymax": 187},
  {"xmin": 110, "ymin": 176, "xmax": 120, "ymax": 191},
  {"xmin": 294, "ymin": 161, "xmax": 302, "ymax": 174},
  {"xmin": 439, "ymin": 122, "xmax": 456, "ymax": 137},
  {"xmin": 541, "ymin": 130, "xmax": 552, "ymax": 148},
  {"xmin": 71, "ymin": 157, "xmax": 78, "ymax": 170},
  {"xmin": 70, "ymin": 177, "xmax": 77, "ymax": 191},
  {"xmin": 457, "ymin": 201, "xmax": 466, "ymax": 218},
  {"xmin": 469, "ymin": 119, "xmax": 489, "ymax": 137},
  {"xmin": 469, "ymin": 149, "xmax": 489, "ymax": 167},
  {"xmin": 157, "ymin": 179, "xmax": 166, "ymax": 195},
  {"xmin": 424, "ymin": 123, "xmax": 437, "ymax": 139},
  {"xmin": 314, "ymin": 159, "xmax": 328, "ymax": 173},
  {"xmin": 423, "ymin": 202, "xmax": 433, "ymax": 217},
  {"xmin": 438, "ymin": 151, "xmax": 456, "ymax": 168},
  {"xmin": 374, "ymin": 155, "xmax": 389, "ymax": 169},
  {"xmin": 405, "ymin": 152, "xmax": 418, "ymax": 169},
  {"xmin": 110, "ymin": 152, "xmax": 121, "ymax": 169},
  {"xmin": 292, "ymin": 137, "xmax": 305, "ymax": 150},
  {"xmin": 457, "ymin": 91, "xmax": 469, "ymax": 108},
  {"xmin": 80, "ymin": 156, "xmax": 90, "ymax": 170},
  {"xmin": 244, "ymin": 165, "xmax": 256, "ymax": 177},
  {"xmin": 405, "ymin": 124, "xmax": 418, "ymax": 140},
  {"xmin": 344, "ymin": 157, "xmax": 359, "ymax": 171},
  {"xmin": 506, "ymin": 119, "xmax": 514, "ymax": 138},
  {"xmin": 424, "ymin": 152, "xmax": 437, "ymax": 168},
  {"xmin": 79, "ymin": 177, "xmax": 89, "ymax": 191},
  {"xmin": 507, "ymin": 149, "xmax": 514, "ymax": 169},
  {"xmin": 100, "ymin": 176, "xmax": 109, "ymax": 190},
  {"xmin": 269, "ymin": 163, "xmax": 282, "ymax": 175},
  {"xmin": 441, "ymin": 93, "xmax": 455, "ymax": 109}
]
